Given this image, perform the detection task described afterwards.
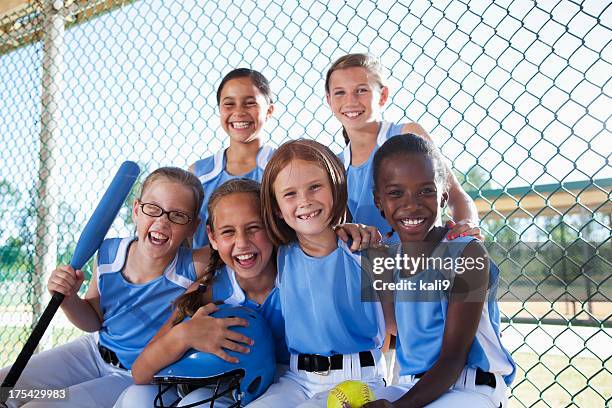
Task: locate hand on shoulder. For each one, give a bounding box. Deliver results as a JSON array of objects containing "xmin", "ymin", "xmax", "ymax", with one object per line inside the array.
[{"xmin": 333, "ymin": 223, "xmax": 382, "ymax": 252}]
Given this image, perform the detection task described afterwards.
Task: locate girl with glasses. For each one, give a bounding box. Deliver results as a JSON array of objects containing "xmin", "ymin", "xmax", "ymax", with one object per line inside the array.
[{"xmin": 0, "ymin": 167, "xmax": 211, "ymax": 408}]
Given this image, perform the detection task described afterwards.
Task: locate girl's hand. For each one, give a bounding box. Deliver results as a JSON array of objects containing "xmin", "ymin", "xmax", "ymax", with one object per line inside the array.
[
  {"xmin": 47, "ymin": 265, "xmax": 85, "ymax": 298},
  {"xmin": 446, "ymin": 219, "xmax": 483, "ymax": 241},
  {"xmin": 362, "ymin": 400, "xmax": 395, "ymax": 408},
  {"xmin": 181, "ymin": 303, "xmax": 254, "ymax": 363},
  {"xmin": 334, "ymin": 223, "xmax": 382, "ymax": 252}
]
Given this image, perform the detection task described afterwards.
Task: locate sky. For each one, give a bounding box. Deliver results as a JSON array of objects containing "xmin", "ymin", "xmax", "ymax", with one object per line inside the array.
[{"xmin": 0, "ymin": 0, "xmax": 610, "ymax": 239}]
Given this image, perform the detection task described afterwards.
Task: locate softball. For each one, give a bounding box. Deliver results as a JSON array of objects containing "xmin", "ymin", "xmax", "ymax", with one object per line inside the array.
[{"xmin": 327, "ymin": 380, "xmax": 374, "ymax": 408}]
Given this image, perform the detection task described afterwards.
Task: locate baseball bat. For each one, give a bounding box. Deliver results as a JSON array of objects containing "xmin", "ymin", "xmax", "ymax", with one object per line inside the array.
[{"xmin": 0, "ymin": 161, "xmax": 140, "ymax": 404}]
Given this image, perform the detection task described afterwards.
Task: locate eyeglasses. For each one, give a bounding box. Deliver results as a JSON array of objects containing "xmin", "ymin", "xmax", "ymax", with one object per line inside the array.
[{"xmin": 139, "ymin": 202, "xmax": 192, "ymax": 225}]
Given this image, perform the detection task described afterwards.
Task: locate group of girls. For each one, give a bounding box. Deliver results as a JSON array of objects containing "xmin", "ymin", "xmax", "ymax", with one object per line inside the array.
[{"xmin": 0, "ymin": 53, "xmax": 515, "ymax": 408}]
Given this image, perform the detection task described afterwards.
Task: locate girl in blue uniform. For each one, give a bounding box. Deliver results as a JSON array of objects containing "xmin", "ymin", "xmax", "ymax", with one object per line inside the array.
[
  {"xmin": 249, "ymin": 139, "xmax": 388, "ymax": 408},
  {"xmin": 191, "ymin": 68, "xmax": 276, "ymax": 248},
  {"xmin": 363, "ymin": 134, "xmax": 515, "ymax": 407},
  {"xmin": 0, "ymin": 167, "xmax": 207, "ymax": 408},
  {"xmin": 325, "ymin": 53, "xmax": 480, "ymax": 242}
]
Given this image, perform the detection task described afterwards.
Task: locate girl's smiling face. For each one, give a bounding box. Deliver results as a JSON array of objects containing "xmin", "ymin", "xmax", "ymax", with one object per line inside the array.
[
  {"xmin": 374, "ymin": 153, "xmax": 448, "ymax": 242},
  {"xmin": 133, "ymin": 179, "xmax": 198, "ymax": 260},
  {"xmin": 273, "ymin": 160, "xmax": 335, "ymax": 240},
  {"xmin": 208, "ymin": 192, "xmax": 274, "ymax": 281},
  {"xmin": 218, "ymin": 77, "xmax": 274, "ymax": 144},
  {"xmin": 326, "ymin": 66, "xmax": 389, "ymax": 133}
]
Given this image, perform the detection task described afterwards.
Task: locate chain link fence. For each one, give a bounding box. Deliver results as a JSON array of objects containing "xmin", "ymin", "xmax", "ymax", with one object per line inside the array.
[{"xmin": 0, "ymin": 0, "xmax": 610, "ymax": 406}]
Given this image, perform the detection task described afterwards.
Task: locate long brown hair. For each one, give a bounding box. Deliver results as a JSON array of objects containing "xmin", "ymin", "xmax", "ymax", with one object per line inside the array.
[
  {"xmin": 172, "ymin": 178, "xmax": 262, "ymax": 324},
  {"xmin": 261, "ymin": 139, "xmax": 347, "ymax": 246},
  {"xmin": 325, "ymin": 53, "xmax": 386, "ymax": 145}
]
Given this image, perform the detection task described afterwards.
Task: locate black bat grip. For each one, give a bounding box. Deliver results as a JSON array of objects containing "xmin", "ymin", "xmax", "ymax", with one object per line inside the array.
[{"xmin": 0, "ymin": 292, "xmax": 65, "ymax": 404}]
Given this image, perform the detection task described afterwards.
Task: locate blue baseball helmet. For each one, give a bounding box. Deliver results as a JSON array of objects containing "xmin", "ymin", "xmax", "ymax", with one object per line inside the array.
[{"xmin": 153, "ymin": 305, "xmax": 276, "ymax": 407}]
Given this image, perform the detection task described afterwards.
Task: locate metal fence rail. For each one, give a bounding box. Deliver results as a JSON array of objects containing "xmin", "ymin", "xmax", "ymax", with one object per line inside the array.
[{"xmin": 0, "ymin": 1, "xmax": 610, "ymax": 406}]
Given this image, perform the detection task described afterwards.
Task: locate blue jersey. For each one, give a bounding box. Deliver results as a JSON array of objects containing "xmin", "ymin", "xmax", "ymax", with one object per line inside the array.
[
  {"xmin": 341, "ymin": 122, "xmax": 404, "ymax": 242},
  {"xmin": 393, "ymin": 236, "xmax": 516, "ymax": 385},
  {"xmin": 192, "ymin": 145, "xmax": 275, "ymax": 248},
  {"xmin": 212, "ymin": 265, "xmax": 289, "ymax": 364},
  {"xmin": 97, "ymin": 237, "xmax": 196, "ymax": 369},
  {"xmin": 277, "ymin": 240, "xmax": 385, "ymax": 356}
]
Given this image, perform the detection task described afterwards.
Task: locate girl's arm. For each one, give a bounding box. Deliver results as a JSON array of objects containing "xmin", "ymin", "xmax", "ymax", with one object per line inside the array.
[
  {"xmin": 400, "ymin": 122, "xmax": 480, "ymax": 237},
  {"xmin": 48, "ymin": 263, "xmax": 103, "ymax": 332},
  {"xmin": 132, "ymin": 280, "xmax": 212, "ymax": 383},
  {"xmin": 131, "ymin": 282, "xmax": 252, "ymax": 384},
  {"xmin": 445, "ymin": 170, "xmax": 479, "ymax": 223},
  {"xmin": 372, "ymin": 241, "xmax": 488, "ymax": 408},
  {"xmin": 130, "ymin": 304, "xmax": 201, "ymax": 384},
  {"xmin": 400, "ymin": 122, "xmax": 431, "ymax": 142}
]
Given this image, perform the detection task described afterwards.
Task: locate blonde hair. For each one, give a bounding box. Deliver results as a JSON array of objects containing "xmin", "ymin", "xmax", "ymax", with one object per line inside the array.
[
  {"xmin": 325, "ymin": 53, "xmax": 387, "ymax": 145},
  {"xmin": 261, "ymin": 139, "xmax": 347, "ymax": 246}
]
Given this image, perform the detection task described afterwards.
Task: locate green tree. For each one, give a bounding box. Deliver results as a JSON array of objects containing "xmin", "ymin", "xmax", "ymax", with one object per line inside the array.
[
  {"xmin": 0, "ymin": 180, "xmax": 35, "ymax": 281},
  {"xmin": 453, "ymin": 166, "xmax": 518, "ymax": 243},
  {"xmin": 0, "ymin": 179, "xmax": 19, "ymax": 239},
  {"xmin": 454, "ymin": 165, "xmax": 492, "ymax": 193}
]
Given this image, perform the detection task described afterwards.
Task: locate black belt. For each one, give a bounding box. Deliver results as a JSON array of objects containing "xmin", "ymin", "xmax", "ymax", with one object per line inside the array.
[
  {"xmin": 414, "ymin": 368, "xmax": 496, "ymax": 388},
  {"xmin": 98, "ymin": 344, "xmax": 126, "ymax": 369},
  {"xmin": 297, "ymin": 351, "xmax": 375, "ymax": 375}
]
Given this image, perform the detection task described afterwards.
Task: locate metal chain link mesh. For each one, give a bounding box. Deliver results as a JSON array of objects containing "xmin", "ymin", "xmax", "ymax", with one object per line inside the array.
[{"xmin": 0, "ymin": 0, "xmax": 610, "ymax": 406}]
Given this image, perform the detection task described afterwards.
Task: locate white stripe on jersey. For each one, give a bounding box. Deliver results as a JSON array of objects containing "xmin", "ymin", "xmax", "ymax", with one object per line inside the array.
[
  {"xmin": 97, "ymin": 237, "xmax": 132, "ymax": 276},
  {"xmin": 225, "ymin": 267, "xmax": 247, "ymax": 305},
  {"xmin": 164, "ymin": 254, "xmax": 193, "ymax": 288},
  {"xmin": 198, "ymin": 149, "xmax": 225, "ymax": 184},
  {"xmin": 475, "ymin": 302, "xmax": 515, "ymax": 376}
]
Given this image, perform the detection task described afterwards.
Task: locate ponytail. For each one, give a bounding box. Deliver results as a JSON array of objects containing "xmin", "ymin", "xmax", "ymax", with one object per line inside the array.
[
  {"xmin": 172, "ymin": 248, "xmax": 224, "ymax": 325},
  {"xmin": 342, "ymin": 127, "xmax": 350, "ymax": 145}
]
